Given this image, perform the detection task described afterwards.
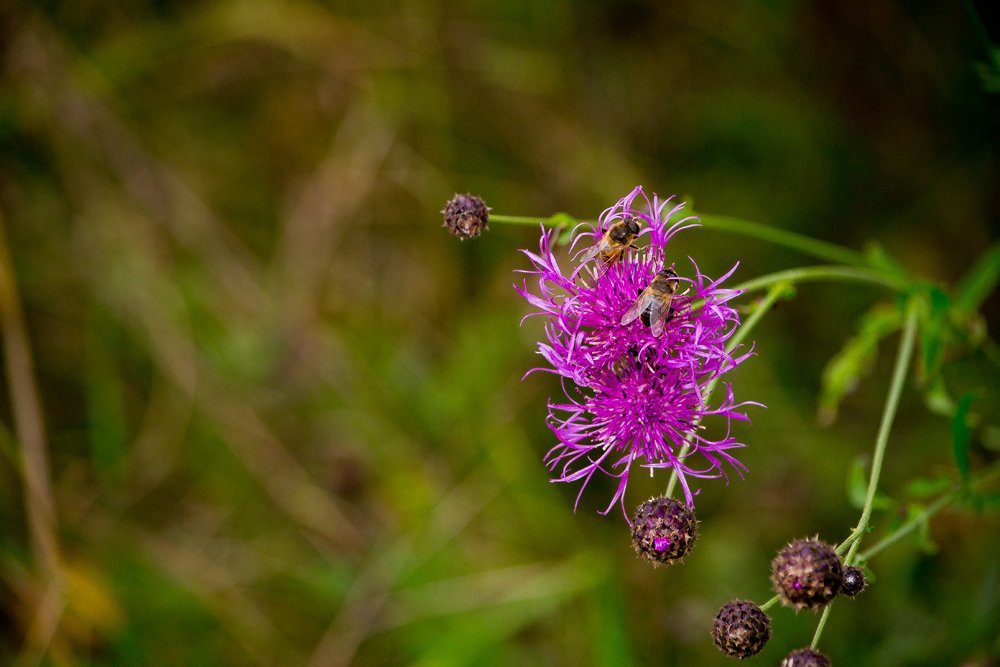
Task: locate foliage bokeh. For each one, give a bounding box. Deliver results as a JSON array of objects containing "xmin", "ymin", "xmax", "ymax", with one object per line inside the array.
[{"xmin": 0, "ymin": 1, "xmax": 998, "ymax": 665}]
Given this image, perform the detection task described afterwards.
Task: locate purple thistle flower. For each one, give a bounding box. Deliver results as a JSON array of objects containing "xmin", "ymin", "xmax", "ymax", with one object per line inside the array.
[{"xmin": 516, "ymin": 186, "xmax": 761, "ymax": 519}]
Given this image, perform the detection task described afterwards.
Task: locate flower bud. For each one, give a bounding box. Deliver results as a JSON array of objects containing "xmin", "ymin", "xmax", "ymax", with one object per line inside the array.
[
  {"xmin": 839, "ymin": 565, "xmax": 867, "ymax": 598},
  {"xmin": 630, "ymin": 496, "xmax": 697, "ymax": 566},
  {"xmin": 770, "ymin": 538, "xmax": 843, "ymax": 611},
  {"xmin": 442, "ymin": 193, "xmax": 490, "ymax": 240},
  {"xmin": 711, "ymin": 599, "xmax": 771, "ymax": 658},
  {"xmin": 781, "ymin": 648, "xmax": 832, "ymax": 667}
]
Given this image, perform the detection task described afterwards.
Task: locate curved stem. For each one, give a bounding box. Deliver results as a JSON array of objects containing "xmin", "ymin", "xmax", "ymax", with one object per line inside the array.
[
  {"xmin": 811, "ymin": 604, "xmax": 833, "ymax": 650},
  {"xmin": 731, "ymin": 265, "xmax": 907, "ymax": 294},
  {"xmin": 841, "ymin": 300, "xmax": 919, "ymax": 566},
  {"xmin": 759, "ymin": 594, "xmax": 781, "ymax": 613},
  {"xmin": 858, "ymin": 460, "xmax": 1000, "ymax": 562},
  {"xmin": 664, "ymin": 281, "xmax": 789, "ymax": 499},
  {"xmin": 696, "ymin": 213, "xmax": 868, "ymax": 267},
  {"xmin": 858, "ymin": 492, "xmax": 951, "ymax": 563},
  {"xmin": 490, "ymin": 215, "xmax": 554, "ymax": 225},
  {"xmin": 810, "ymin": 299, "xmax": 920, "ymax": 651}
]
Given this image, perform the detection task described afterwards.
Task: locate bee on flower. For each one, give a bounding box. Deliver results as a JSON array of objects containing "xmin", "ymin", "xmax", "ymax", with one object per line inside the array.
[{"xmin": 516, "ymin": 186, "xmax": 761, "ymax": 519}]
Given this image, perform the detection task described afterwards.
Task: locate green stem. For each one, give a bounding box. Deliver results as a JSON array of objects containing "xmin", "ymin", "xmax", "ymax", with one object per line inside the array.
[
  {"xmin": 809, "ymin": 299, "xmax": 920, "ymax": 650},
  {"xmin": 696, "ymin": 213, "xmax": 868, "ymax": 267},
  {"xmin": 759, "ymin": 594, "xmax": 781, "ymax": 612},
  {"xmin": 841, "ymin": 300, "xmax": 920, "ymax": 566},
  {"xmin": 490, "ymin": 211, "xmax": 876, "ymax": 274},
  {"xmin": 731, "ymin": 265, "xmax": 906, "ymax": 294},
  {"xmin": 858, "ymin": 460, "xmax": 1000, "ymax": 563},
  {"xmin": 664, "ymin": 281, "xmax": 789, "ymax": 499},
  {"xmin": 489, "ymin": 215, "xmax": 556, "ymax": 225},
  {"xmin": 858, "ymin": 492, "xmax": 952, "ymax": 563},
  {"xmin": 811, "ymin": 604, "xmax": 833, "ymax": 650}
]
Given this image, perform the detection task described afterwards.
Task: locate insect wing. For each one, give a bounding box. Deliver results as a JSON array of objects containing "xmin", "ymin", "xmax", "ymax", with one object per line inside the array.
[
  {"xmin": 578, "ymin": 241, "xmax": 603, "ymax": 263},
  {"xmin": 621, "ymin": 290, "xmax": 656, "ymax": 326},
  {"xmin": 648, "ymin": 296, "xmax": 673, "ymax": 337}
]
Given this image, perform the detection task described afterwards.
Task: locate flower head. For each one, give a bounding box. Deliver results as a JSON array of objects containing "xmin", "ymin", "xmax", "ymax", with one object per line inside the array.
[
  {"xmin": 516, "ymin": 187, "xmax": 759, "ymax": 519},
  {"xmin": 771, "ymin": 538, "xmax": 844, "ymax": 611},
  {"xmin": 840, "ymin": 565, "xmax": 867, "ymax": 598},
  {"xmin": 442, "ymin": 193, "xmax": 490, "ymax": 239},
  {"xmin": 712, "ymin": 599, "xmax": 772, "ymax": 659},
  {"xmin": 781, "ymin": 648, "xmax": 832, "ymax": 667},
  {"xmin": 630, "ymin": 496, "xmax": 698, "ymax": 566}
]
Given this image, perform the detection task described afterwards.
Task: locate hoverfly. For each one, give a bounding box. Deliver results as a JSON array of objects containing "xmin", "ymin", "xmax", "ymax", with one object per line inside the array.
[
  {"xmin": 578, "ymin": 215, "xmax": 641, "ymax": 266},
  {"xmin": 620, "ymin": 263, "xmax": 681, "ymax": 337}
]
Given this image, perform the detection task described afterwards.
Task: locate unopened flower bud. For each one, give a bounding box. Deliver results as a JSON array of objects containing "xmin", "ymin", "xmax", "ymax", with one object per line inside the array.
[
  {"xmin": 781, "ymin": 648, "xmax": 832, "ymax": 667},
  {"xmin": 630, "ymin": 496, "xmax": 697, "ymax": 566},
  {"xmin": 442, "ymin": 193, "xmax": 490, "ymax": 240},
  {"xmin": 839, "ymin": 565, "xmax": 867, "ymax": 598},
  {"xmin": 712, "ymin": 599, "xmax": 771, "ymax": 658},
  {"xmin": 771, "ymin": 538, "xmax": 843, "ymax": 611}
]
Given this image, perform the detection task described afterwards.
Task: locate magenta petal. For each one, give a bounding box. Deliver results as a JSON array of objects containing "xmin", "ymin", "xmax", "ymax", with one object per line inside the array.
[{"xmin": 516, "ymin": 187, "xmax": 762, "ymax": 520}]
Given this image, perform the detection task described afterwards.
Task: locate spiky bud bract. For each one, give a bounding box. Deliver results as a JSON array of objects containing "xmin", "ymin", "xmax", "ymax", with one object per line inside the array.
[
  {"xmin": 840, "ymin": 565, "xmax": 867, "ymax": 598},
  {"xmin": 630, "ymin": 496, "xmax": 697, "ymax": 566},
  {"xmin": 781, "ymin": 648, "xmax": 832, "ymax": 667},
  {"xmin": 712, "ymin": 599, "xmax": 771, "ymax": 659},
  {"xmin": 771, "ymin": 538, "xmax": 843, "ymax": 611},
  {"xmin": 442, "ymin": 193, "xmax": 490, "ymax": 239}
]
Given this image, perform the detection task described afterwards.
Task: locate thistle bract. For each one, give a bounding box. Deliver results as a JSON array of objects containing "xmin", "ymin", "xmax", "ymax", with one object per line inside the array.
[
  {"xmin": 781, "ymin": 648, "xmax": 832, "ymax": 667},
  {"xmin": 840, "ymin": 565, "xmax": 867, "ymax": 598},
  {"xmin": 516, "ymin": 187, "xmax": 759, "ymax": 518},
  {"xmin": 712, "ymin": 599, "xmax": 772, "ymax": 658},
  {"xmin": 771, "ymin": 538, "xmax": 844, "ymax": 611},
  {"xmin": 630, "ymin": 496, "xmax": 698, "ymax": 566}
]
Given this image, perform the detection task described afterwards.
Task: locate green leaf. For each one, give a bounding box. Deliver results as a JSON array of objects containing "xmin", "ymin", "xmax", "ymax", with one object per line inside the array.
[
  {"xmin": 907, "ymin": 503, "xmax": 939, "ymax": 555},
  {"xmin": 923, "ymin": 376, "xmax": 956, "ymax": 417},
  {"xmin": 916, "ymin": 287, "xmax": 951, "ymax": 385},
  {"xmin": 980, "ymin": 492, "xmax": 1000, "ymax": 510},
  {"xmin": 954, "ymin": 240, "xmax": 1000, "ymax": 312},
  {"xmin": 847, "ymin": 456, "xmax": 869, "ymax": 510},
  {"xmin": 819, "ymin": 301, "xmax": 903, "ymax": 425},
  {"xmin": 906, "ymin": 477, "xmax": 953, "ymax": 498},
  {"xmin": 862, "ymin": 241, "xmax": 907, "ymax": 278},
  {"xmin": 847, "ymin": 455, "xmax": 894, "ymax": 511},
  {"xmin": 951, "ymin": 394, "xmax": 975, "ymax": 480},
  {"xmin": 548, "ymin": 212, "xmax": 579, "ymax": 246}
]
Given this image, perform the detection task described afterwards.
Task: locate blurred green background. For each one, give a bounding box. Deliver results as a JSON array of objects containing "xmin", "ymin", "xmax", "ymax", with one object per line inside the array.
[{"xmin": 0, "ymin": 0, "xmax": 998, "ymax": 665}]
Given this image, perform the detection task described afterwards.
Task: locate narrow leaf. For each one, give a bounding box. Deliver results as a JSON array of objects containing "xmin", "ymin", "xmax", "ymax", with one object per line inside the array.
[
  {"xmin": 954, "ymin": 240, "xmax": 1000, "ymax": 312},
  {"xmin": 951, "ymin": 394, "xmax": 975, "ymax": 480},
  {"xmin": 923, "ymin": 376, "xmax": 955, "ymax": 417},
  {"xmin": 906, "ymin": 477, "xmax": 953, "ymax": 498},
  {"xmin": 847, "ymin": 455, "xmax": 868, "ymax": 510},
  {"xmin": 819, "ymin": 301, "xmax": 903, "ymax": 425},
  {"xmin": 916, "ymin": 287, "xmax": 951, "ymax": 385}
]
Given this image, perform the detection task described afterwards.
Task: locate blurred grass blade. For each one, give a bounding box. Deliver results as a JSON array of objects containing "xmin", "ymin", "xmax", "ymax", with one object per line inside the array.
[
  {"xmin": 954, "ymin": 241, "xmax": 1000, "ymax": 313},
  {"xmin": 590, "ymin": 583, "xmax": 635, "ymax": 667},
  {"xmin": 951, "ymin": 394, "xmax": 975, "ymax": 481}
]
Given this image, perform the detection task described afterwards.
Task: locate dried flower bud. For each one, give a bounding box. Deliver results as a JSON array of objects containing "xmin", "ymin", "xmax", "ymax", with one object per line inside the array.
[
  {"xmin": 781, "ymin": 648, "xmax": 832, "ymax": 667},
  {"xmin": 712, "ymin": 599, "xmax": 771, "ymax": 659},
  {"xmin": 840, "ymin": 565, "xmax": 867, "ymax": 598},
  {"xmin": 442, "ymin": 193, "xmax": 490, "ymax": 240},
  {"xmin": 771, "ymin": 538, "xmax": 843, "ymax": 611},
  {"xmin": 630, "ymin": 496, "xmax": 697, "ymax": 566}
]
